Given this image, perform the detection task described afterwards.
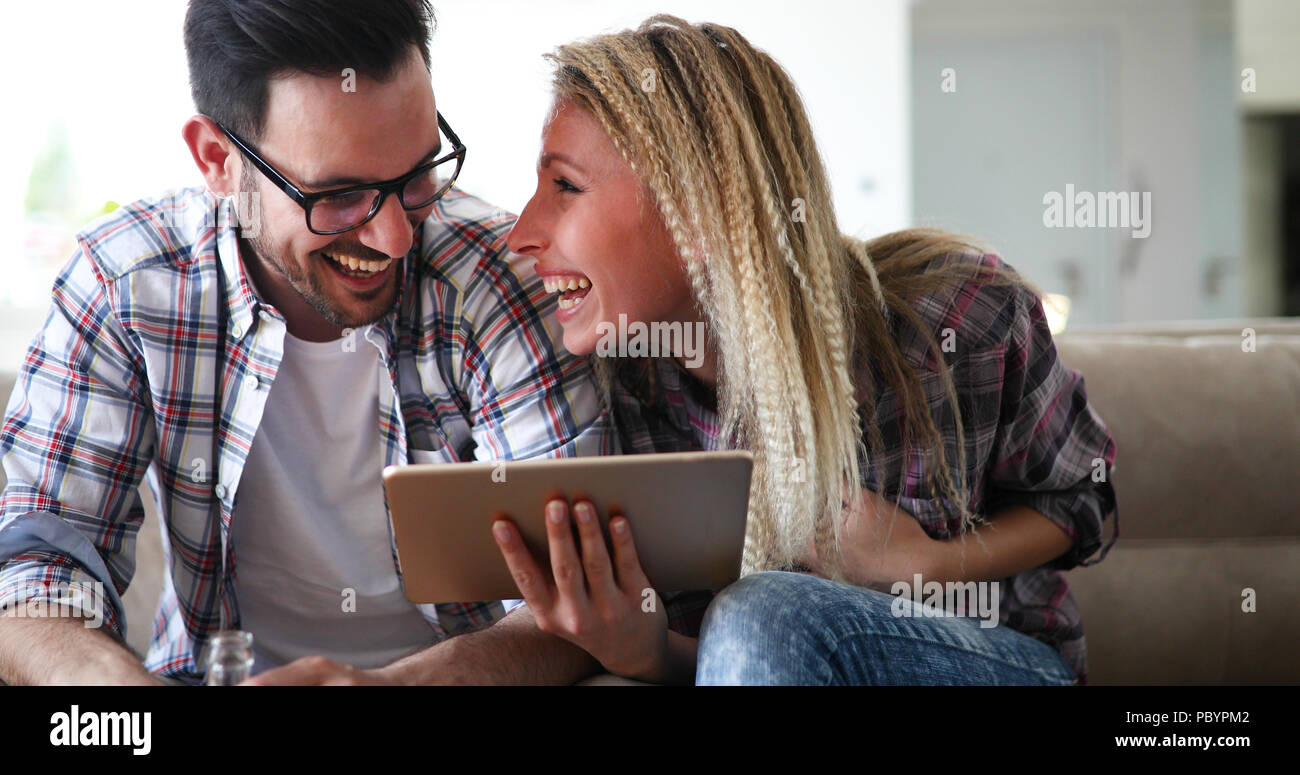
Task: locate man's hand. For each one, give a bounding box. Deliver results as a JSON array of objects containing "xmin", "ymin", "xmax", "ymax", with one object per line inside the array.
[
  {"xmin": 239, "ymin": 655, "xmax": 400, "ymax": 686},
  {"xmin": 236, "ymin": 605, "xmax": 602, "ymax": 687}
]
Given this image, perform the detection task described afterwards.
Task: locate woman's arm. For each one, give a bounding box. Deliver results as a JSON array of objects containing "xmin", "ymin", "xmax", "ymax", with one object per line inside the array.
[
  {"xmin": 809, "ymin": 487, "xmax": 1074, "ymax": 587},
  {"xmin": 926, "ymin": 503, "xmax": 1074, "ymax": 583},
  {"xmin": 896, "ymin": 261, "xmax": 1117, "ymax": 585}
]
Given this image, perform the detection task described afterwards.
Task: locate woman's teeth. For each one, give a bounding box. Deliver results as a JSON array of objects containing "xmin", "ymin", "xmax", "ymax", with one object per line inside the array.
[
  {"xmin": 542, "ymin": 276, "xmax": 591, "ymax": 294},
  {"xmin": 325, "ymin": 252, "xmax": 392, "ymax": 274},
  {"xmin": 543, "ymin": 275, "xmax": 592, "ymax": 310}
]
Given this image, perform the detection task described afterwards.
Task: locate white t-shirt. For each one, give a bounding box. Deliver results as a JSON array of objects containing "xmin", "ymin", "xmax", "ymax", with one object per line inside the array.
[{"xmin": 231, "ymin": 323, "xmax": 437, "ymax": 674}]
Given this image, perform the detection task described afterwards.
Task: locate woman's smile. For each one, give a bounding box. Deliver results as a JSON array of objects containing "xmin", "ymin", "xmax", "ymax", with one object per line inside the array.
[{"xmin": 535, "ymin": 265, "xmax": 593, "ymax": 314}]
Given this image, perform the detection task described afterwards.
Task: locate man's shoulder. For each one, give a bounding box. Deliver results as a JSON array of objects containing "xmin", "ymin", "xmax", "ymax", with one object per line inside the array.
[
  {"xmin": 74, "ymin": 186, "xmax": 218, "ymax": 285},
  {"xmin": 426, "ymin": 186, "xmax": 516, "ymax": 236},
  {"xmin": 415, "ymin": 188, "xmax": 538, "ymax": 310}
]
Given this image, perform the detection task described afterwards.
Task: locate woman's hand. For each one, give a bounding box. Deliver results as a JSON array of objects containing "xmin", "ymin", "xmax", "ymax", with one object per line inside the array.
[
  {"xmin": 797, "ymin": 486, "xmax": 945, "ymax": 587},
  {"xmin": 491, "ymin": 498, "xmax": 672, "ymax": 683}
]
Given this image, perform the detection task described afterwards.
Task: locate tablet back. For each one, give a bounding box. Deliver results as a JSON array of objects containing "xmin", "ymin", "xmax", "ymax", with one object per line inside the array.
[{"xmin": 382, "ymin": 451, "xmax": 753, "ymax": 603}]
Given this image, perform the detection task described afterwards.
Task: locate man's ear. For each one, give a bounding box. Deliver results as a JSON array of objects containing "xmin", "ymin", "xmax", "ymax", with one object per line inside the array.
[{"xmin": 182, "ymin": 115, "xmax": 240, "ymax": 197}]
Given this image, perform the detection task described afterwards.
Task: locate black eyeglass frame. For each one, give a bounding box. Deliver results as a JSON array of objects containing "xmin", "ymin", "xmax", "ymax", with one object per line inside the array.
[{"xmin": 213, "ymin": 112, "xmax": 466, "ymax": 235}]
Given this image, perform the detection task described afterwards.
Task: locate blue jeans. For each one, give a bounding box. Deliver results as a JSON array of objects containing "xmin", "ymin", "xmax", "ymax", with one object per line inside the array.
[{"xmin": 696, "ymin": 571, "xmax": 1077, "ymax": 685}]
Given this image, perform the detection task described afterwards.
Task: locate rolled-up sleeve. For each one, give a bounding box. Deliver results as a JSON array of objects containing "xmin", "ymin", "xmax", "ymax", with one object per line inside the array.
[
  {"xmin": 0, "ymin": 245, "xmax": 155, "ymax": 643},
  {"xmin": 983, "ymin": 287, "xmax": 1119, "ymax": 570},
  {"xmin": 0, "ymin": 516, "xmax": 128, "ymax": 637}
]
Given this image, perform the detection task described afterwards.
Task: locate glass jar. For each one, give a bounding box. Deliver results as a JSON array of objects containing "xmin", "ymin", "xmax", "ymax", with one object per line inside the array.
[{"xmin": 204, "ymin": 630, "xmax": 255, "ymax": 686}]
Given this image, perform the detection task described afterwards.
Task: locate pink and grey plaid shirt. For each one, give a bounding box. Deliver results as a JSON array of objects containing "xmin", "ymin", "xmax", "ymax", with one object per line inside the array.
[
  {"xmin": 0, "ymin": 186, "xmax": 612, "ymax": 684},
  {"xmin": 611, "ymin": 252, "xmax": 1119, "ymax": 685}
]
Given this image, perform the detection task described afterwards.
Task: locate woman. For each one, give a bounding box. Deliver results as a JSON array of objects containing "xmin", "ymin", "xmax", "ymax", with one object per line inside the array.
[{"xmin": 490, "ymin": 15, "xmax": 1118, "ymax": 685}]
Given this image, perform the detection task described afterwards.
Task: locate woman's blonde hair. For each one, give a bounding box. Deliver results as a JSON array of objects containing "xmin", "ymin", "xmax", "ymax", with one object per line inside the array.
[{"xmin": 548, "ymin": 15, "xmax": 1040, "ymax": 579}]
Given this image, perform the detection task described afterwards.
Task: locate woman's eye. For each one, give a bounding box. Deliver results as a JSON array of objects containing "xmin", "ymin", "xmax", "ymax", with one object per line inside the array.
[{"xmin": 553, "ymin": 177, "xmax": 582, "ymax": 194}]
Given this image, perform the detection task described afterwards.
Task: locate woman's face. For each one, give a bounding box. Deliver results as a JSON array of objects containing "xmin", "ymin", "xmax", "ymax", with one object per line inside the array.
[{"xmin": 507, "ymin": 98, "xmax": 696, "ymax": 356}]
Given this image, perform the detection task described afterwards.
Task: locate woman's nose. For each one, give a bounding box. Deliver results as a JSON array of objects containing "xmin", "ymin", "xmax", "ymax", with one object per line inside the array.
[{"xmin": 507, "ymin": 195, "xmax": 546, "ymax": 255}]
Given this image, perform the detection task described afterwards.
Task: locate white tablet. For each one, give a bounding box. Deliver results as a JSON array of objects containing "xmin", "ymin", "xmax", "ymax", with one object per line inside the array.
[{"xmin": 382, "ymin": 451, "xmax": 753, "ymax": 603}]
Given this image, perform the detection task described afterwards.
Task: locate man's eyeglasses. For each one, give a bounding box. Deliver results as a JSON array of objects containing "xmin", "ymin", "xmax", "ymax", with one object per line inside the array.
[{"xmin": 214, "ymin": 113, "xmax": 466, "ymax": 235}]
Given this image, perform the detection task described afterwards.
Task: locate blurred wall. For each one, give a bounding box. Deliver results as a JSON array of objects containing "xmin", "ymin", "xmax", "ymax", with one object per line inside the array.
[
  {"xmin": 912, "ymin": 0, "xmax": 1243, "ymax": 327},
  {"xmin": 1236, "ymin": 0, "xmax": 1300, "ymax": 112}
]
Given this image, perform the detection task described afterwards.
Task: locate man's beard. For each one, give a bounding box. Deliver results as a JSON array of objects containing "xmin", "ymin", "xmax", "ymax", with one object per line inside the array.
[
  {"xmin": 243, "ymin": 232, "xmax": 401, "ymax": 329},
  {"xmin": 238, "ymin": 172, "xmax": 403, "ymax": 329}
]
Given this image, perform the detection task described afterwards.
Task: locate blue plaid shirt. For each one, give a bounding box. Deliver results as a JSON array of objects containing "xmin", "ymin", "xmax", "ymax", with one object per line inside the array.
[{"xmin": 0, "ymin": 186, "xmax": 613, "ymax": 683}]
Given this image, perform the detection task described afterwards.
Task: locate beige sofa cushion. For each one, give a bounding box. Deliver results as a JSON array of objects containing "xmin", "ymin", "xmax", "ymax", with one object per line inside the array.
[
  {"xmin": 1056, "ymin": 325, "xmax": 1300, "ymax": 539},
  {"xmin": 1055, "ymin": 318, "xmax": 1300, "ymax": 684}
]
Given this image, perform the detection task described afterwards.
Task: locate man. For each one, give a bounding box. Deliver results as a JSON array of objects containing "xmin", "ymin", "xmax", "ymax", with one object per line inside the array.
[{"xmin": 0, "ymin": 0, "xmax": 611, "ymax": 685}]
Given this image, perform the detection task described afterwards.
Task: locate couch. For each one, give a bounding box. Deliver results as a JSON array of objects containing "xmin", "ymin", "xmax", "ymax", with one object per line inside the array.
[
  {"xmin": 1, "ymin": 317, "xmax": 1297, "ymax": 684},
  {"xmin": 1048, "ymin": 317, "xmax": 1299, "ymax": 684}
]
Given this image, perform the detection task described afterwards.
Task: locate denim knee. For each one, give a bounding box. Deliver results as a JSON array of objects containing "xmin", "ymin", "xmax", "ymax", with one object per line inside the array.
[
  {"xmin": 701, "ymin": 572, "xmax": 823, "ymax": 639},
  {"xmin": 696, "ymin": 571, "xmax": 840, "ymax": 685}
]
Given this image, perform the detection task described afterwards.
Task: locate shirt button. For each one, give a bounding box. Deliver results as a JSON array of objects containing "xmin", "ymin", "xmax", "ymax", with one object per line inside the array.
[
  {"xmin": 215, "ymin": 484, "xmax": 228, "ymax": 499},
  {"xmin": 243, "ymin": 374, "xmax": 259, "ymax": 391},
  {"xmin": 231, "ymin": 322, "xmax": 244, "ymax": 339}
]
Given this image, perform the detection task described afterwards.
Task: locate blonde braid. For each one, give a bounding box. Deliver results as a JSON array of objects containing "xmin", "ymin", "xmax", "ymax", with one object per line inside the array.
[
  {"xmin": 670, "ymin": 26, "xmax": 813, "ymax": 568},
  {"xmin": 707, "ymin": 23, "xmax": 866, "ymax": 572}
]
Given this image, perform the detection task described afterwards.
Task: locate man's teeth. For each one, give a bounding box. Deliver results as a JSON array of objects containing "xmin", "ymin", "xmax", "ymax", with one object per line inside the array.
[
  {"xmin": 542, "ymin": 276, "xmax": 591, "ymax": 294},
  {"xmin": 327, "ymin": 253, "xmax": 392, "ymax": 273}
]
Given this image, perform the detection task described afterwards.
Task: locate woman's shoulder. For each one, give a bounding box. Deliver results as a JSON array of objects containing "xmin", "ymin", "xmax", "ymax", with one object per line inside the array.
[
  {"xmin": 891, "ymin": 250, "xmax": 1042, "ymax": 373},
  {"xmin": 607, "ymin": 357, "xmax": 715, "ymax": 454}
]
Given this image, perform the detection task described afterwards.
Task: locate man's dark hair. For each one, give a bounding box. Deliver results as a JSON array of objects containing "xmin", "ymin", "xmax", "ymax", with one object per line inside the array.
[{"xmin": 184, "ymin": 0, "xmax": 435, "ymax": 141}]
